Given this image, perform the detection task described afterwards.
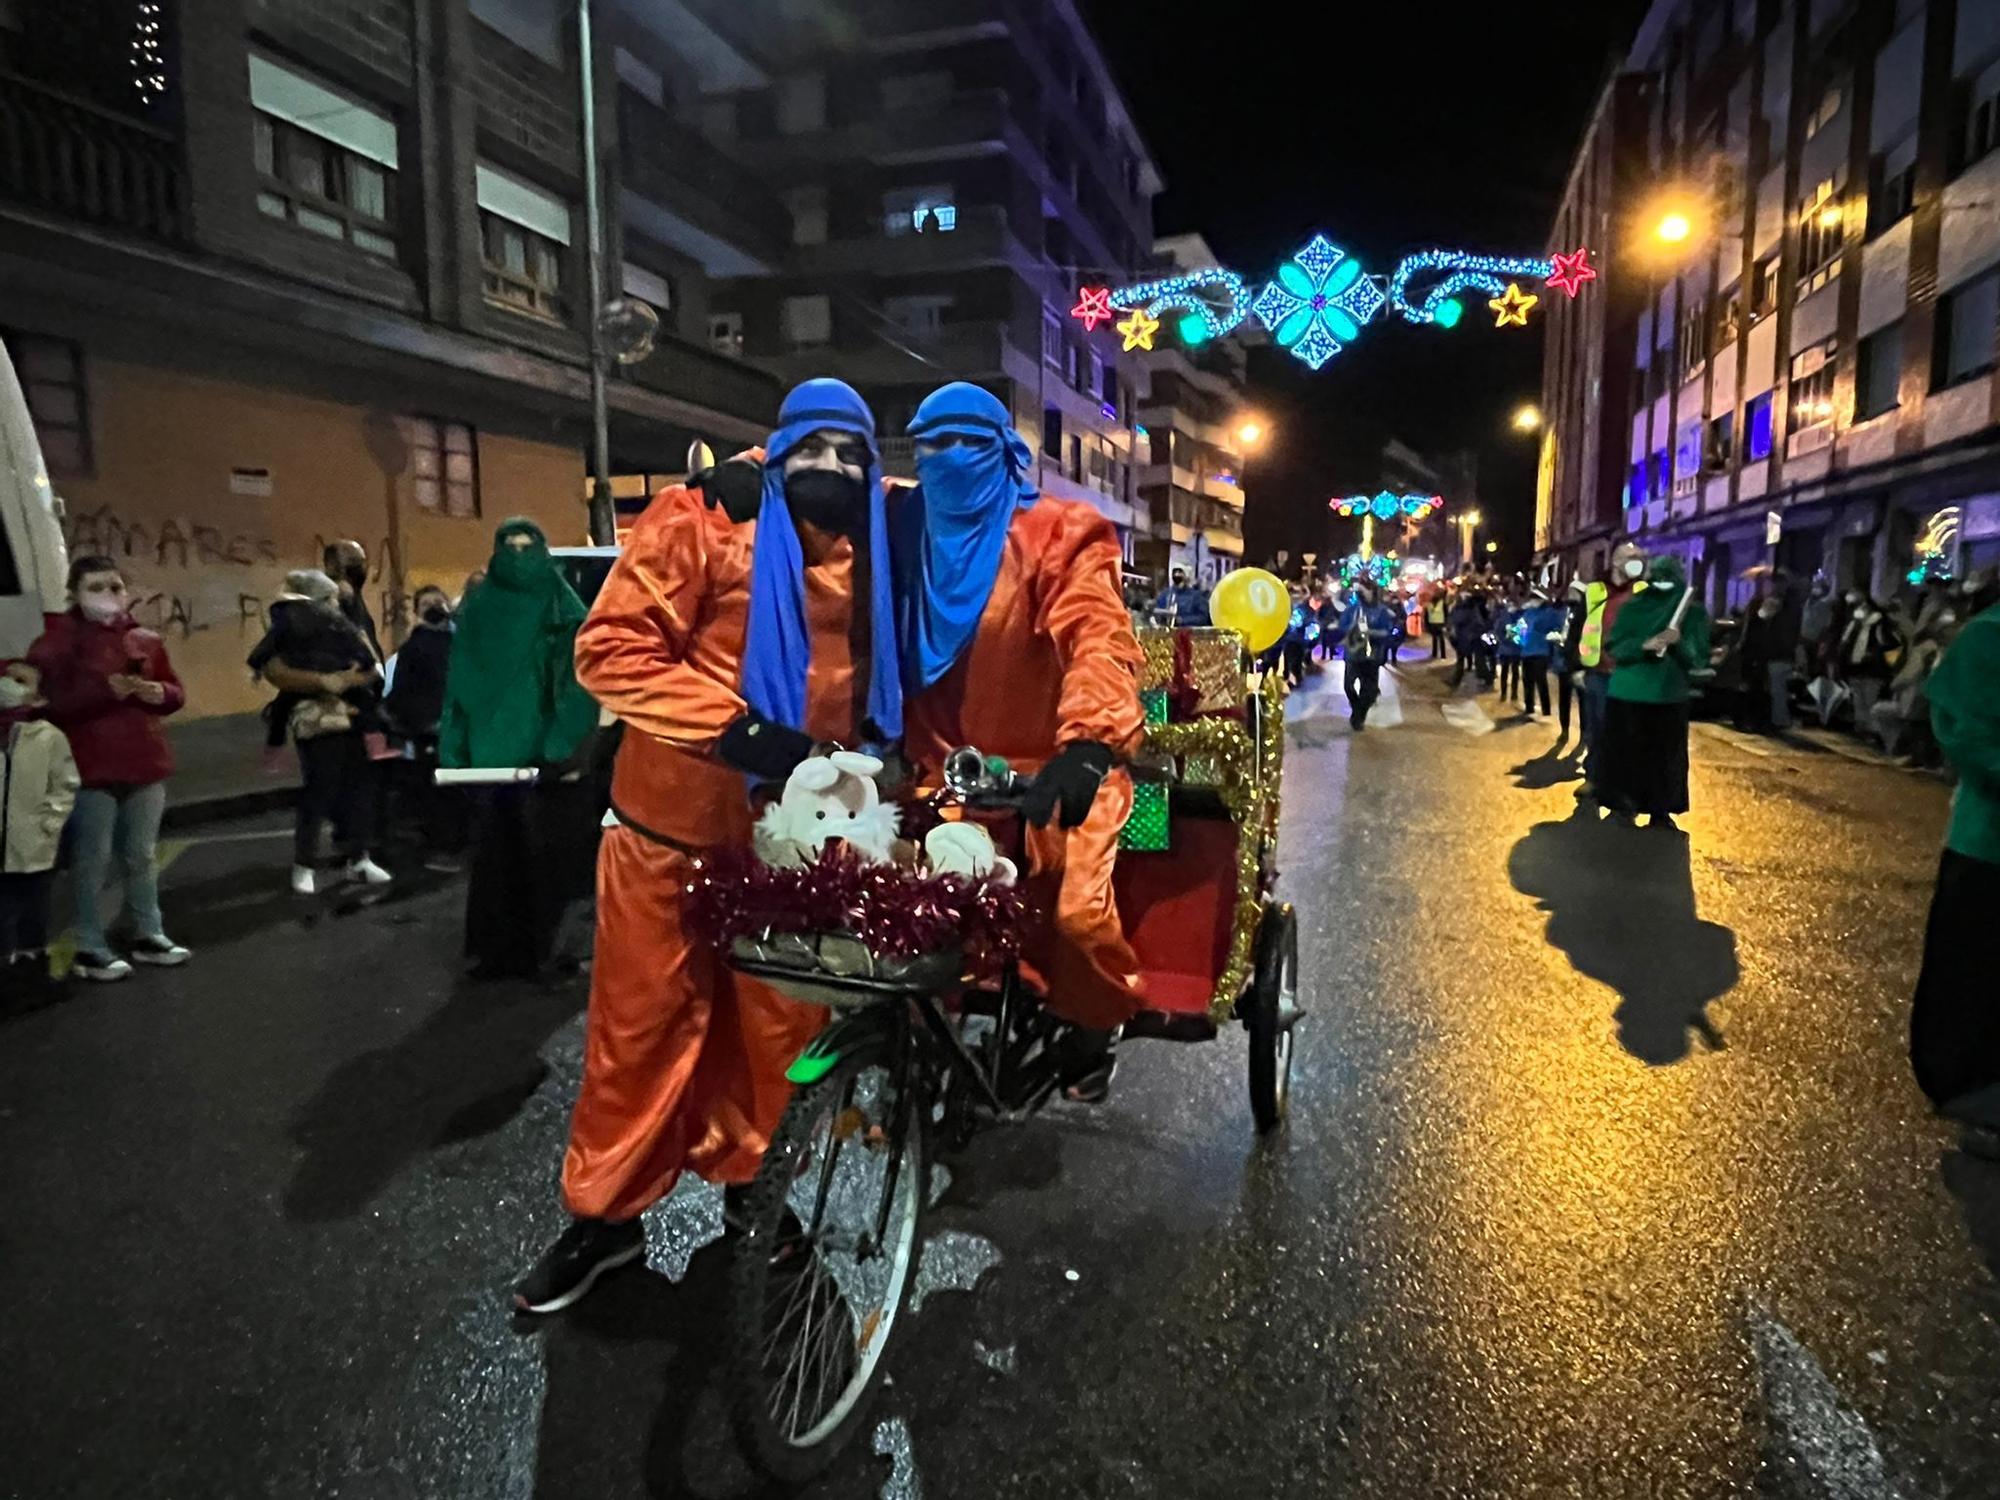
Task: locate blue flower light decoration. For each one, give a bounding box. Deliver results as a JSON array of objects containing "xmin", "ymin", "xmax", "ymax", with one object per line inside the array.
[{"xmin": 1252, "ymin": 234, "xmax": 1386, "ymax": 371}]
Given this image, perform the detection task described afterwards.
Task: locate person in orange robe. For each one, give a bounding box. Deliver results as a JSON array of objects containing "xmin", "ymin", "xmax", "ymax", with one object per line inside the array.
[
  {"xmin": 893, "ymin": 383, "xmax": 1145, "ymax": 1097},
  {"xmin": 515, "ymin": 378, "xmax": 903, "ymax": 1313}
]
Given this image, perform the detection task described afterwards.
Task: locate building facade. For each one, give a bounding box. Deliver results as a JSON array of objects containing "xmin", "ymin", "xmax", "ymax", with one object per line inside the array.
[
  {"xmin": 1540, "ymin": 0, "xmax": 2000, "ymax": 612},
  {"xmin": 1132, "ymin": 234, "xmax": 1249, "ymax": 586},
  {"xmin": 678, "ymin": 0, "xmax": 1161, "ymax": 545},
  {"xmin": 0, "ymin": 0, "xmax": 779, "ymax": 718}
]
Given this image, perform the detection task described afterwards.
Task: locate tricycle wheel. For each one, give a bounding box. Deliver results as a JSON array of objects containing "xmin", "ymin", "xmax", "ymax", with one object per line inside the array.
[
  {"xmin": 727, "ymin": 1050, "xmax": 927, "ymax": 1483},
  {"xmin": 1245, "ymin": 902, "xmax": 1299, "ymax": 1134}
]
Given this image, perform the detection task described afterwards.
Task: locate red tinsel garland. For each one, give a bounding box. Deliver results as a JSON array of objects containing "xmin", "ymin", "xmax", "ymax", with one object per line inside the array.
[{"xmin": 685, "ymin": 844, "xmax": 1028, "ymax": 967}]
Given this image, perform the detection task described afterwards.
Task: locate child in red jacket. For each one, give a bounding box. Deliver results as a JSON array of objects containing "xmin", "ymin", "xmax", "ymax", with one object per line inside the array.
[{"xmin": 26, "ymin": 555, "xmax": 189, "ymax": 981}]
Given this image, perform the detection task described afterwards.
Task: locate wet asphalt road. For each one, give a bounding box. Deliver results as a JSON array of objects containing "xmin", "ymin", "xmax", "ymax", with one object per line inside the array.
[{"xmin": 3, "ymin": 654, "xmax": 1998, "ymax": 1499}]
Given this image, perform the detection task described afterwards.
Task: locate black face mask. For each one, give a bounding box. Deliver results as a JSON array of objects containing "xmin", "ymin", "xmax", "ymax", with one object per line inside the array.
[
  {"xmin": 784, "ymin": 468, "xmax": 866, "ymax": 534},
  {"xmin": 343, "ymin": 563, "xmax": 368, "ymax": 590},
  {"xmin": 421, "ymin": 604, "xmax": 449, "ymax": 625}
]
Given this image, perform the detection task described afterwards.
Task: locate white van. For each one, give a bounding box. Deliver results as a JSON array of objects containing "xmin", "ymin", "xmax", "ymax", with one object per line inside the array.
[{"xmin": 0, "ymin": 336, "xmax": 71, "ymax": 655}]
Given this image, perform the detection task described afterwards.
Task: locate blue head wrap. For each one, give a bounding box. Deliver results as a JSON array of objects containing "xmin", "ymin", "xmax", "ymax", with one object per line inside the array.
[
  {"xmin": 741, "ymin": 378, "xmax": 903, "ymax": 741},
  {"xmin": 894, "ymin": 382, "xmax": 1038, "ymax": 692}
]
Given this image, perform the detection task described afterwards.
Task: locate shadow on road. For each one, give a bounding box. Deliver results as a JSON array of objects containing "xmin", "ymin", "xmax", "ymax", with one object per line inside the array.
[
  {"xmin": 1508, "ymin": 805, "xmax": 1739, "ymax": 1064},
  {"xmin": 1940, "ymin": 1153, "xmax": 2000, "ymax": 1286},
  {"xmin": 1508, "ymin": 740, "xmax": 1584, "ymax": 790},
  {"xmin": 283, "ymin": 971, "xmax": 586, "ymax": 1221}
]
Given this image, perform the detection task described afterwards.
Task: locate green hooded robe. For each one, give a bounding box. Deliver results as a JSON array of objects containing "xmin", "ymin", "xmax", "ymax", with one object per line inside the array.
[
  {"xmin": 1928, "ymin": 600, "xmax": 2000, "ymax": 866},
  {"xmin": 1607, "ymin": 556, "xmax": 1711, "ymax": 706}
]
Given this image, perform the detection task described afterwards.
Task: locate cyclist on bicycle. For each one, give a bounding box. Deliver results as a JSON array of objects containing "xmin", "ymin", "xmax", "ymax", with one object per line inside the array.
[{"xmin": 890, "ymin": 381, "xmax": 1145, "ymax": 1100}]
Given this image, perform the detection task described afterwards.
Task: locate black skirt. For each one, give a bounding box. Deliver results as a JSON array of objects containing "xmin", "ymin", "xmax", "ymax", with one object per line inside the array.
[
  {"xmin": 1596, "ymin": 697, "xmax": 1691, "ymax": 815},
  {"xmin": 1910, "ymin": 848, "xmax": 2000, "ymax": 1115}
]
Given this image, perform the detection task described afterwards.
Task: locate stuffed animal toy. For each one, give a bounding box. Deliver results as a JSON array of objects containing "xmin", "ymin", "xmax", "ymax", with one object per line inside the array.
[
  {"xmin": 922, "ymin": 822, "xmax": 1017, "ymax": 886},
  {"xmin": 753, "ymin": 751, "xmax": 902, "ymax": 868}
]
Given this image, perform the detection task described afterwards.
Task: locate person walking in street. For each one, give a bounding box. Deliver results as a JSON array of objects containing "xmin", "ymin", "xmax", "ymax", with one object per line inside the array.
[
  {"xmin": 1595, "ymin": 555, "xmax": 1711, "ymax": 830},
  {"xmin": 1337, "ymin": 578, "xmax": 1402, "ymax": 729},
  {"xmin": 1425, "ymin": 588, "xmax": 1449, "ymax": 660},
  {"xmin": 440, "ymin": 519, "xmax": 600, "ymax": 981},
  {"xmin": 26, "ymin": 556, "xmax": 190, "ymax": 980},
  {"xmin": 1447, "ymin": 589, "xmax": 1488, "ymax": 689},
  {"xmin": 250, "ymin": 569, "xmax": 393, "ymax": 897},
  {"xmin": 1555, "ymin": 579, "xmax": 1588, "ymax": 739},
  {"xmin": 1576, "ymin": 543, "xmax": 1647, "ymax": 801},
  {"xmin": 383, "ymin": 584, "xmax": 462, "ymax": 871},
  {"xmin": 1495, "ymin": 581, "xmax": 1525, "ymax": 703},
  {"xmin": 1152, "ymin": 566, "xmax": 1209, "ymax": 628},
  {"xmin": 1909, "ymin": 593, "xmax": 2000, "ymax": 1160},
  {"xmin": 0, "ymin": 661, "xmax": 78, "ymax": 1006},
  {"xmin": 1517, "ymin": 586, "xmax": 1563, "ymax": 719}
]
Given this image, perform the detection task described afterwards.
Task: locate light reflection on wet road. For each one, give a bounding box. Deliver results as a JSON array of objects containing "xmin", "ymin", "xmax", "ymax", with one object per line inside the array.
[{"xmin": 1, "ymin": 657, "xmax": 1995, "ymax": 1498}]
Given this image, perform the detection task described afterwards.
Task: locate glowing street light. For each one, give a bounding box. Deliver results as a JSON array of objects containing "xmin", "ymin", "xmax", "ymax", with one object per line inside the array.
[
  {"xmin": 1236, "ymin": 418, "xmax": 1267, "ymax": 448},
  {"xmin": 1512, "ymin": 404, "xmax": 1543, "ymax": 433},
  {"xmin": 1817, "ymin": 201, "xmax": 1844, "ymax": 230},
  {"xmin": 1456, "ymin": 508, "xmax": 1483, "ymax": 567},
  {"xmin": 1485, "ymin": 540, "xmax": 1499, "ymax": 553},
  {"xmin": 1655, "ymin": 211, "xmax": 1693, "ymax": 244}
]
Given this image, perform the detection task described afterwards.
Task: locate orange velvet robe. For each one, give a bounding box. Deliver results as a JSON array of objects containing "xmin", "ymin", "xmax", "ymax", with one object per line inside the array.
[
  {"xmin": 561, "ymin": 482, "xmax": 862, "ymax": 1220},
  {"xmin": 903, "ymin": 496, "xmax": 1147, "ymax": 1028}
]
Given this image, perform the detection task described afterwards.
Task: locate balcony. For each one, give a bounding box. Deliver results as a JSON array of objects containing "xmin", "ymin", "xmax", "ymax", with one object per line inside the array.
[
  {"xmin": 1167, "ymin": 489, "xmax": 1243, "ymax": 538},
  {"xmin": 623, "ymin": 330, "xmax": 779, "ymax": 429},
  {"xmin": 792, "ymin": 203, "xmax": 1035, "ymax": 278},
  {"xmin": 618, "ymin": 88, "xmax": 788, "ymax": 267},
  {"xmin": 0, "ymin": 70, "xmax": 188, "ymax": 243},
  {"xmin": 724, "ymin": 90, "xmax": 1013, "ymax": 171}
]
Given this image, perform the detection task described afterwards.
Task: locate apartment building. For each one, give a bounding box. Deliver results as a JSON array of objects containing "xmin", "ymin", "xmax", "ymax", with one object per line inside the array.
[
  {"xmin": 1540, "ymin": 0, "xmax": 2000, "ymax": 611},
  {"xmin": 1131, "ymin": 234, "xmax": 1249, "ymax": 585},
  {"xmin": 0, "ymin": 0, "xmax": 778, "ymax": 717},
  {"xmin": 679, "ymin": 0, "xmax": 1161, "ymax": 545}
]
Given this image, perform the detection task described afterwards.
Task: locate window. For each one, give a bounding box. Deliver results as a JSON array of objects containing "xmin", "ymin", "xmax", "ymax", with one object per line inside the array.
[
  {"xmin": 709, "ymin": 311, "xmax": 743, "ymax": 358},
  {"xmin": 1746, "ymin": 390, "xmax": 1776, "ymax": 460},
  {"xmin": 4, "ymin": 332, "xmax": 90, "ymax": 476},
  {"xmin": 881, "ymin": 71, "xmax": 952, "ymax": 112},
  {"xmin": 1751, "ymin": 251, "xmax": 1781, "ymax": 321},
  {"xmin": 1627, "ymin": 460, "xmax": 1647, "ymax": 508},
  {"xmin": 1788, "ymin": 341, "xmax": 1838, "ymax": 434},
  {"xmin": 882, "ymin": 184, "xmax": 955, "ymax": 236},
  {"xmin": 1063, "ymin": 340, "xmax": 1080, "ymax": 388},
  {"xmin": 1651, "ymin": 447, "xmax": 1670, "ymax": 499},
  {"xmin": 1678, "ymin": 297, "xmax": 1708, "ymax": 379},
  {"xmin": 1066, "ymin": 432, "xmax": 1083, "ymax": 484},
  {"xmin": 1042, "ymin": 405, "xmax": 1063, "ymax": 459},
  {"xmin": 1934, "ymin": 271, "xmax": 1999, "ymax": 389},
  {"xmin": 1958, "ymin": 61, "xmax": 2000, "ymax": 170},
  {"xmin": 1804, "ymin": 82, "xmax": 1843, "ymax": 140},
  {"xmin": 1090, "ymin": 351, "xmax": 1108, "ymax": 405},
  {"xmin": 884, "ymin": 294, "xmax": 952, "ymax": 338},
  {"xmin": 1041, "ymin": 308, "xmax": 1063, "ymax": 369},
  {"xmin": 780, "ymin": 294, "xmax": 831, "ymax": 348},
  {"xmin": 476, "ymin": 162, "xmax": 571, "ymax": 321},
  {"xmin": 1796, "ymin": 181, "xmax": 1843, "ymax": 297},
  {"xmin": 1855, "ymin": 323, "xmax": 1903, "ymax": 418},
  {"xmin": 1716, "ymin": 286, "xmax": 1744, "ymax": 348},
  {"xmin": 787, "ymin": 187, "xmax": 827, "ymax": 246},
  {"xmin": 1705, "ymin": 412, "xmax": 1734, "ymax": 470},
  {"xmin": 775, "ymin": 74, "xmax": 825, "ymax": 135},
  {"xmin": 621, "ymin": 261, "xmax": 674, "ymax": 314},
  {"xmin": 248, "ymin": 55, "xmax": 398, "ymax": 259},
  {"xmin": 407, "ymin": 417, "xmax": 479, "ymax": 518},
  {"xmin": 1867, "ymin": 137, "xmax": 1917, "ymax": 238}
]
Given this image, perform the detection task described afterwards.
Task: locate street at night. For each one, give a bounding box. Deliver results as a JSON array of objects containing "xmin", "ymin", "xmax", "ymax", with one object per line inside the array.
[{"xmin": 6, "ymin": 656, "xmax": 1995, "ymax": 1498}]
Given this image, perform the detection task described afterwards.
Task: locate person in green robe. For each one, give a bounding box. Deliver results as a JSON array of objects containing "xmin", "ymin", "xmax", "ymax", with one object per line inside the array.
[
  {"xmin": 1909, "ymin": 596, "xmax": 2000, "ymax": 1161},
  {"xmin": 1595, "ymin": 555, "xmax": 1711, "ymax": 829},
  {"xmin": 441, "ymin": 519, "xmax": 601, "ymax": 978}
]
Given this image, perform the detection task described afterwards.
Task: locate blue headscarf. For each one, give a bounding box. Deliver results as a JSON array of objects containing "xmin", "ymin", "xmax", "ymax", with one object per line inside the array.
[
  {"xmin": 893, "ymin": 382, "xmax": 1038, "ymax": 692},
  {"xmin": 741, "ymin": 378, "xmax": 903, "ymax": 741}
]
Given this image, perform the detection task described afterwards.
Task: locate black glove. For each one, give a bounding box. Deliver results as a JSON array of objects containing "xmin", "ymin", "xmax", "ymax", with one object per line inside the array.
[
  {"xmin": 1022, "ymin": 741, "xmax": 1114, "ymax": 830},
  {"xmin": 691, "ymin": 458, "xmax": 764, "ymax": 525},
  {"xmin": 718, "ymin": 712, "xmax": 814, "ymax": 782}
]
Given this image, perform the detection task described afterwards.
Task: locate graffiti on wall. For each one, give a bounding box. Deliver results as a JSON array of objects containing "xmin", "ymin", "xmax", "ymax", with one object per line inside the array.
[{"xmin": 65, "ymin": 505, "xmax": 281, "ymax": 573}]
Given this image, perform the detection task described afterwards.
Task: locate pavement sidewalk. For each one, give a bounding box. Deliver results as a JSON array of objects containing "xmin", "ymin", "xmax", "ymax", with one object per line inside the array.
[{"xmin": 161, "ymin": 711, "xmax": 299, "ymax": 831}]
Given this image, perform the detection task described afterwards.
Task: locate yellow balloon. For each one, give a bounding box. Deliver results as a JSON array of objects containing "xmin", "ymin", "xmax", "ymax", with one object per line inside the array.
[{"xmin": 1208, "ymin": 567, "xmax": 1290, "ymax": 653}]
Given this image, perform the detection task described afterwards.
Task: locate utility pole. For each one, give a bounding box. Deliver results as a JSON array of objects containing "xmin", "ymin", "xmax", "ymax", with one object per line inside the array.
[{"xmin": 577, "ymin": 0, "xmax": 614, "ymax": 544}]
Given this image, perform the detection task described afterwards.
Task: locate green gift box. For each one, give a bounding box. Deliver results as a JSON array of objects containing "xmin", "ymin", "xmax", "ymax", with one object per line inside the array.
[{"xmin": 1120, "ymin": 779, "xmax": 1170, "ymax": 852}]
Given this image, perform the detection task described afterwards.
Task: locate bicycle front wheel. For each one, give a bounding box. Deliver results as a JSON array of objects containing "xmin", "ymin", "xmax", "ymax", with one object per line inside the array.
[{"xmin": 726, "ymin": 1051, "xmax": 928, "ymax": 1483}]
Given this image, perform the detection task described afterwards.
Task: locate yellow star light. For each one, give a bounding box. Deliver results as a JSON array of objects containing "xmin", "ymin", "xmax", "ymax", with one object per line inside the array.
[
  {"xmin": 1488, "ymin": 282, "xmax": 1538, "ymax": 328},
  {"xmin": 1116, "ymin": 306, "xmax": 1160, "ymax": 351}
]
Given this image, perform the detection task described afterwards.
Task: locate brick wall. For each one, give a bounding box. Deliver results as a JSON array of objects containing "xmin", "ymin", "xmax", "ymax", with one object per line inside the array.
[
  {"xmin": 245, "ymin": 0, "xmax": 414, "ymax": 85},
  {"xmin": 471, "ymin": 21, "xmax": 579, "ymax": 180}
]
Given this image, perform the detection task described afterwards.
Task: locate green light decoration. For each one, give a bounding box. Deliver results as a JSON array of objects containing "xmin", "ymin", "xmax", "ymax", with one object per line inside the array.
[
  {"xmin": 1179, "ymin": 314, "xmax": 1212, "ymax": 345},
  {"xmin": 1434, "ymin": 298, "xmax": 1464, "ymax": 329}
]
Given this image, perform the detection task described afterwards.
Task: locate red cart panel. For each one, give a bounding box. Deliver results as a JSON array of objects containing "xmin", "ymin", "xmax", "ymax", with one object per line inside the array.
[{"xmin": 1114, "ymin": 816, "xmax": 1240, "ymax": 1016}]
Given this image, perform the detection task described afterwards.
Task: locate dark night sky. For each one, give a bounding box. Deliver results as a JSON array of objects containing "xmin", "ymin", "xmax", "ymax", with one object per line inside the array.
[{"xmin": 1079, "ymin": 0, "xmax": 1654, "ymax": 567}]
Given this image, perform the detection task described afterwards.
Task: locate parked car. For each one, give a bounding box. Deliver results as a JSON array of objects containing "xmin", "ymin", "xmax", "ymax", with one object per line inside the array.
[{"xmin": 0, "ymin": 337, "xmax": 72, "ymax": 657}]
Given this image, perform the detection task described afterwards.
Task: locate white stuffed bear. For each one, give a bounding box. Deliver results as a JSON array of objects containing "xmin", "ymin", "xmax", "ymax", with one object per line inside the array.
[
  {"xmin": 753, "ymin": 750, "xmax": 902, "ymax": 868},
  {"xmin": 922, "ymin": 822, "xmax": 1017, "ymax": 886}
]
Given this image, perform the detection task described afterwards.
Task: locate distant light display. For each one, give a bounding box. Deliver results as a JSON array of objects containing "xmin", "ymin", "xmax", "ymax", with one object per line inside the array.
[{"xmin": 1332, "ymin": 491, "xmax": 1444, "ymax": 520}]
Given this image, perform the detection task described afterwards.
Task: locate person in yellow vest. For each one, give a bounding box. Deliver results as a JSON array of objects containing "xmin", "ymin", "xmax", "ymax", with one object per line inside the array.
[{"xmin": 1569, "ymin": 542, "xmax": 1648, "ymax": 799}]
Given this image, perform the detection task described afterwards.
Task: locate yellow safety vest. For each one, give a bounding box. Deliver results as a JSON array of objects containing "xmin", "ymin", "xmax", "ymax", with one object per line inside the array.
[{"xmin": 1578, "ymin": 581, "xmax": 1610, "ymax": 668}]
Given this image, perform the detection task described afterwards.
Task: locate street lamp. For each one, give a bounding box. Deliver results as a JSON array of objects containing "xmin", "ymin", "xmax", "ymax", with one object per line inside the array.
[
  {"xmin": 1456, "ymin": 508, "xmax": 1482, "ymax": 567},
  {"xmin": 1511, "ymin": 404, "xmax": 1542, "ymax": 433},
  {"xmin": 1655, "ymin": 211, "xmax": 1693, "ymax": 244},
  {"xmin": 1235, "ymin": 418, "xmax": 1267, "ymax": 449}
]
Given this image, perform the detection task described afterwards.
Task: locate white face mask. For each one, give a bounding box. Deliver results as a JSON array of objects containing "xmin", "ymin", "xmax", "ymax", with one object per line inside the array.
[
  {"xmin": 1622, "ymin": 558, "xmax": 1646, "ymax": 580},
  {"xmin": 0, "ymin": 677, "xmax": 32, "ymax": 710},
  {"xmin": 79, "ymin": 594, "xmax": 126, "ymax": 624}
]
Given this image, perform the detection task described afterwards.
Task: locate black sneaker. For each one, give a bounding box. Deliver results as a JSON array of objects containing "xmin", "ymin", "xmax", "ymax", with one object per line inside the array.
[
  {"xmin": 72, "ymin": 951, "xmax": 133, "ymax": 982},
  {"xmin": 129, "ymin": 935, "xmax": 191, "ymax": 967},
  {"xmin": 512, "ymin": 1217, "xmax": 645, "ymax": 1314}
]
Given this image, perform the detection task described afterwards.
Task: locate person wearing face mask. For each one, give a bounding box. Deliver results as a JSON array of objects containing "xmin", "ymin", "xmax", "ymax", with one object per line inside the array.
[
  {"xmin": 249, "ymin": 568, "xmax": 390, "ymax": 896},
  {"xmin": 1334, "ymin": 577, "xmax": 1404, "ymax": 729},
  {"xmin": 440, "ymin": 520, "xmax": 599, "ymax": 980},
  {"xmin": 1574, "ymin": 543, "xmax": 1648, "ymax": 801},
  {"xmin": 1595, "ymin": 555, "xmax": 1711, "ymax": 830},
  {"xmin": 515, "ymin": 379, "xmax": 902, "ymax": 1314},
  {"xmin": 27, "ymin": 556, "xmax": 189, "ymax": 980},
  {"xmin": 1838, "ymin": 590, "xmax": 1904, "ymax": 744},
  {"xmin": 893, "ymin": 381, "xmax": 1143, "ymax": 1100},
  {"xmin": 323, "ymin": 539, "xmax": 383, "ymax": 662},
  {"xmin": 1909, "ymin": 589, "xmax": 2000, "ymax": 1160},
  {"xmin": 382, "ymin": 585, "xmax": 462, "ymax": 871},
  {"xmin": 0, "ymin": 661, "xmax": 78, "ymax": 1007}
]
